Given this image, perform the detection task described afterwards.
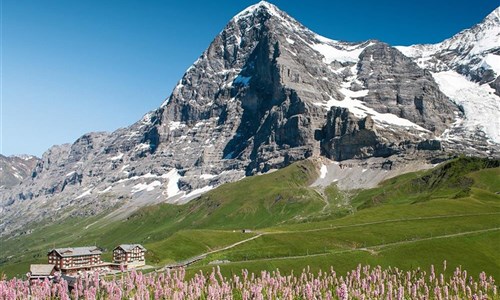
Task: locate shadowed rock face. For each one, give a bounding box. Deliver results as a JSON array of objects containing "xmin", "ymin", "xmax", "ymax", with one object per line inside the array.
[
  {"xmin": 320, "ymin": 108, "xmax": 383, "ymax": 161},
  {"xmin": 0, "ymin": 2, "xmax": 498, "ymax": 236}
]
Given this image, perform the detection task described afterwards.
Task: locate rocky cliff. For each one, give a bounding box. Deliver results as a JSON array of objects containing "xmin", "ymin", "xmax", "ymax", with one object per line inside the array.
[
  {"xmin": 1, "ymin": 2, "xmax": 499, "ymax": 236},
  {"xmin": 0, "ymin": 155, "xmax": 39, "ymax": 191}
]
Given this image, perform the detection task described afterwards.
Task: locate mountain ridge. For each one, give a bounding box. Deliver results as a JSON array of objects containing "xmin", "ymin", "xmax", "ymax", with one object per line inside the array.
[
  {"xmin": 0, "ymin": 2, "xmax": 499, "ymax": 236},
  {"xmin": 396, "ymin": 6, "xmax": 500, "ymax": 143}
]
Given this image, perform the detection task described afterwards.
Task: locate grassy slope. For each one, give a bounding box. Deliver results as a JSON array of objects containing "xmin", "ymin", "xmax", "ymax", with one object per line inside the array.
[
  {"xmin": 190, "ymin": 231, "xmax": 499, "ymax": 281},
  {"xmin": 352, "ymin": 156, "xmax": 499, "ymax": 208},
  {"xmin": 1, "ymin": 157, "xmax": 499, "ymax": 280},
  {"xmin": 187, "ymin": 158, "xmax": 500, "ymax": 278},
  {"xmin": 0, "ymin": 160, "xmax": 323, "ymax": 277}
]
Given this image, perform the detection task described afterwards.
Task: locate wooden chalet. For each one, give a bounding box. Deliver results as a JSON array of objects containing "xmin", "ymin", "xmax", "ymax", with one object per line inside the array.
[
  {"xmin": 113, "ymin": 244, "xmax": 147, "ymax": 268},
  {"xmin": 28, "ymin": 264, "xmax": 58, "ymax": 282},
  {"xmin": 47, "ymin": 246, "xmax": 109, "ymax": 274}
]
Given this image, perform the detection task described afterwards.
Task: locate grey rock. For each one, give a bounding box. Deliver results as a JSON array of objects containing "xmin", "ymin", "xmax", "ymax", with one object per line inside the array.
[
  {"xmin": 491, "ymin": 76, "xmax": 500, "ymax": 96},
  {"xmin": 0, "ymin": 2, "xmax": 498, "ymax": 236},
  {"xmin": 357, "ymin": 43, "xmax": 457, "ymax": 133},
  {"xmin": 0, "ymin": 155, "xmax": 39, "ymax": 190}
]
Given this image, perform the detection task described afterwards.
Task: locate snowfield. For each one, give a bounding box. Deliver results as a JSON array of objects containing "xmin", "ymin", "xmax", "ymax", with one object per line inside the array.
[{"xmin": 432, "ymin": 71, "xmax": 500, "ymax": 143}]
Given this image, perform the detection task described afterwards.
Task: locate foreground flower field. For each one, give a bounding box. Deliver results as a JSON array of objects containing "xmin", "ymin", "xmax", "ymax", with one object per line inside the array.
[{"xmin": 1, "ymin": 263, "xmax": 498, "ymax": 299}]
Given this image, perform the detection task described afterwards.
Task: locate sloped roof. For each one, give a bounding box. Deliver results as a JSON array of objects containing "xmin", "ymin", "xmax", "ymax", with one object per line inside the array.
[
  {"xmin": 114, "ymin": 244, "xmax": 146, "ymax": 252},
  {"xmin": 30, "ymin": 264, "xmax": 55, "ymax": 276},
  {"xmin": 49, "ymin": 246, "xmax": 102, "ymax": 257}
]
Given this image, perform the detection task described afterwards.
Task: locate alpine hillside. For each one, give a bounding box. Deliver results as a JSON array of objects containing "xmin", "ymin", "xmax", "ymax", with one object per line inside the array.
[{"xmin": 1, "ymin": 2, "xmax": 499, "ymax": 236}]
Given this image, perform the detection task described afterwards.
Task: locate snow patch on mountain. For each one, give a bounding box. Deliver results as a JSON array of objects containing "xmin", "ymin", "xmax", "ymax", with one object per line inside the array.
[
  {"xmin": 311, "ymin": 42, "xmax": 374, "ymax": 64},
  {"xmin": 432, "ymin": 70, "xmax": 500, "ymax": 143},
  {"xmin": 200, "ymin": 174, "xmax": 217, "ymax": 180},
  {"xmin": 480, "ymin": 54, "xmax": 500, "ymax": 75},
  {"xmin": 75, "ymin": 188, "xmax": 93, "ymax": 200},
  {"xmin": 319, "ymin": 164, "xmax": 327, "ymax": 179},
  {"xmin": 169, "ymin": 121, "xmax": 186, "ymax": 131},
  {"xmin": 109, "ymin": 153, "xmax": 124, "ymax": 161},
  {"xmin": 132, "ymin": 181, "xmax": 162, "ymax": 194},
  {"xmin": 233, "ymin": 1, "xmax": 279, "ymax": 21},
  {"xmin": 179, "ymin": 185, "xmax": 214, "ymax": 203},
  {"xmin": 98, "ymin": 186, "xmax": 112, "ymax": 194},
  {"xmin": 315, "ymin": 96, "xmax": 429, "ymax": 132},
  {"xmin": 164, "ymin": 169, "xmax": 182, "ymax": 198},
  {"xmin": 315, "ymin": 73, "xmax": 430, "ymax": 132},
  {"xmin": 12, "ymin": 155, "xmax": 37, "ymax": 161}
]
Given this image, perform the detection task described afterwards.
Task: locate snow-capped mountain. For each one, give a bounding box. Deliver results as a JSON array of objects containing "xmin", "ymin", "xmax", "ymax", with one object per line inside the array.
[
  {"xmin": 1, "ymin": 2, "xmax": 498, "ymax": 235},
  {"xmin": 397, "ymin": 7, "xmax": 500, "ymax": 144},
  {"xmin": 396, "ymin": 7, "xmax": 500, "ymax": 78}
]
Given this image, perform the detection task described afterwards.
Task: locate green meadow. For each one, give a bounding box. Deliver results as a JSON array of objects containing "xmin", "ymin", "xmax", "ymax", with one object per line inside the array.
[{"xmin": 1, "ymin": 157, "xmax": 499, "ymax": 281}]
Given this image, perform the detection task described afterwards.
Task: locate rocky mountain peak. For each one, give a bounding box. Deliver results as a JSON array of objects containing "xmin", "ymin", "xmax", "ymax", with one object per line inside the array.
[
  {"xmin": 1, "ymin": 3, "xmax": 498, "ymax": 236},
  {"xmin": 396, "ymin": 6, "xmax": 500, "ymax": 144},
  {"xmin": 232, "ymin": 1, "xmax": 282, "ymax": 20},
  {"xmin": 229, "ymin": 0, "xmax": 310, "ymax": 32},
  {"xmin": 397, "ymin": 6, "xmax": 500, "ymax": 71},
  {"xmin": 440, "ymin": 6, "xmax": 500, "ymax": 57}
]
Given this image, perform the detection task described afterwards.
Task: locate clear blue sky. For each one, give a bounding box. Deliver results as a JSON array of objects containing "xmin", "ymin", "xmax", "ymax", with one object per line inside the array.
[{"xmin": 1, "ymin": 0, "xmax": 498, "ymax": 156}]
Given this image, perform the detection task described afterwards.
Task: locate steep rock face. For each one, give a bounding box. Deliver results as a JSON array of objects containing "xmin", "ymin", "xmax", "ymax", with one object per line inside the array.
[
  {"xmin": 321, "ymin": 107, "xmax": 380, "ymax": 160},
  {"xmin": 0, "ymin": 2, "xmax": 498, "ymax": 235},
  {"xmin": 319, "ymin": 107, "xmax": 443, "ymax": 161},
  {"xmin": 357, "ymin": 43, "xmax": 457, "ymax": 133},
  {"xmin": 0, "ymin": 155, "xmax": 39, "ymax": 190},
  {"xmin": 158, "ymin": 4, "xmax": 339, "ymax": 175}
]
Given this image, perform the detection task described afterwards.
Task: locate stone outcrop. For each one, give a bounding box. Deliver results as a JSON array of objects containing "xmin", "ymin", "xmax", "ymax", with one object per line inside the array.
[{"xmin": 0, "ymin": 155, "xmax": 39, "ymax": 190}]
